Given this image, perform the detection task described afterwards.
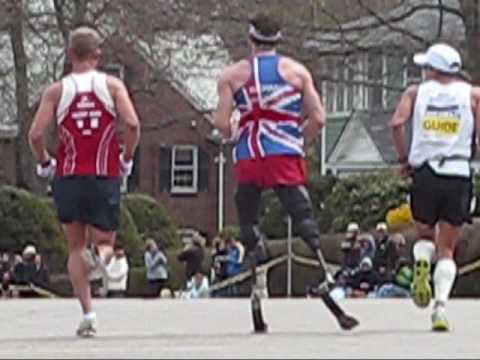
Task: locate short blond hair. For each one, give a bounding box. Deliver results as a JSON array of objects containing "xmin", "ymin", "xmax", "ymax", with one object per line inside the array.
[{"xmin": 69, "ymin": 26, "xmax": 101, "ymax": 61}]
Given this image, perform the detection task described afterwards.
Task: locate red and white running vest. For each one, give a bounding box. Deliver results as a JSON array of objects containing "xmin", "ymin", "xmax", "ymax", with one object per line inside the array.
[{"xmin": 56, "ymin": 71, "xmax": 120, "ymax": 177}]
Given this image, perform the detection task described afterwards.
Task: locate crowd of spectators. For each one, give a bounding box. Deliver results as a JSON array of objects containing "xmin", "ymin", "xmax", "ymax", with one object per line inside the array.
[
  {"xmin": 330, "ymin": 222, "xmax": 413, "ymax": 300},
  {"xmin": 2, "ymin": 221, "xmax": 412, "ymax": 300},
  {"xmin": 1, "ymin": 245, "xmax": 50, "ymax": 298}
]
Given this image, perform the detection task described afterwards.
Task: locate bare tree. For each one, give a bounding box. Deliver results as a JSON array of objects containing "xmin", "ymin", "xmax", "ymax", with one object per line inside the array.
[{"xmin": 1, "ymin": 0, "xmax": 479, "ymax": 190}]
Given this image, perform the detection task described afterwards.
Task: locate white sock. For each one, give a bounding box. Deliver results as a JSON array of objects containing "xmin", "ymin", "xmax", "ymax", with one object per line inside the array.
[
  {"xmin": 84, "ymin": 312, "xmax": 96, "ymax": 321},
  {"xmin": 413, "ymin": 240, "xmax": 435, "ymax": 262},
  {"xmin": 433, "ymin": 258, "xmax": 457, "ymax": 306}
]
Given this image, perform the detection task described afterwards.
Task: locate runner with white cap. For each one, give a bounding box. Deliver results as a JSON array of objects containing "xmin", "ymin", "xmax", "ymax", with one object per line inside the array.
[{"xmin": 390, "ymin": 43, "xmax": 480, "ymax": 331}]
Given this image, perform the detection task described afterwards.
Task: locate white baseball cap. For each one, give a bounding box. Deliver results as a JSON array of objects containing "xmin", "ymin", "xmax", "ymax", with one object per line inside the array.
[
  {"xmin": 376, "ymin": 222, "xmax": 388, "ymax": 231},
  {"xmin": 346, "ymin": 222, "xmax": 359, "ymax": 233},
  {"xmin": 23, "ymin": 245, "xmax": 37, "ymax": 256},
  {"xmin": 413, "ymin": 43, "xmax": 462, "ymax": 74}
]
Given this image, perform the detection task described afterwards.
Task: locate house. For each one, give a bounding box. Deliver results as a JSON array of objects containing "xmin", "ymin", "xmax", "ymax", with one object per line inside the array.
[{"xmin": 307, "ymin": 0, "xmax": 468, "ymax": 174}]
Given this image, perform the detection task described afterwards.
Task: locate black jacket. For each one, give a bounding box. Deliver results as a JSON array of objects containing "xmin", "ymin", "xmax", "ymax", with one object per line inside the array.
[{"xmin": 177, "ymin": 244, "xmax": 204, "ymax": 279}]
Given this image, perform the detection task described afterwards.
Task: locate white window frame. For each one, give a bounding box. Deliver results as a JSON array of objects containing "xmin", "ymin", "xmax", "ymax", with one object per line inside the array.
[
  {"xmin": 382, "ymin": 56, "xmax": 408, "ymax": 109},
  {"xmin": 171, "ymin": 145, "xmax": 198, "ymax": 194},
  {"xmin": 323, "ymin": 53, "xmax": 411, "ymax": 114}
]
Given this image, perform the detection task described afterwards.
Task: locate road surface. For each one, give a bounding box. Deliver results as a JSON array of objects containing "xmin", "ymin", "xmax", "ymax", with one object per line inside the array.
[{"xmin": 0, "ymin": 299, "xmax": 478, "ymax": 359}]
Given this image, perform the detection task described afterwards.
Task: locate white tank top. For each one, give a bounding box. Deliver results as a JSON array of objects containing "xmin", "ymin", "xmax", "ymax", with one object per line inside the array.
[
  {"xmin": 409, "ymin": 80, "xmax": 475, "ymax": 178},
  {"xmin": 57, "ymin": 70, "xmax": 115, "ymax": 124}
]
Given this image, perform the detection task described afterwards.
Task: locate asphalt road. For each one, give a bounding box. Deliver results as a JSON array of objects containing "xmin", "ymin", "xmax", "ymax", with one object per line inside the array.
[{"xmin": 0, "ymin": 299, "xmax": 478, "ymax": 359}]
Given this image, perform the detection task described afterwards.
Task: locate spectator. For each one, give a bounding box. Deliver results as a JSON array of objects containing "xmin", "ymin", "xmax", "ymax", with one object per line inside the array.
[
  {"xmin": 341, "ymin": 223, "xmax": 361, "ymax": 270},
  {"xmin": 144, "ymin": 239, "xmax": 169, "ymax": 298},
  {"xmin": 182, "ymin": 271, "xmax": 210, "ymax": 299},
  {"xmin": 0, "ymin": 253, "xmax": 11, "ymax": 277},
  {"xmin": 347, "ymin": 257, "xmax": 379, "ymax": 298},
  {"xmin": 177, "ymin": 235, "xmax": 205, "ymax": 281},
  {"xmin": 211, "ymin": 236, "xmax": 228, "ymax": 284},
  {"xmin": 13, "ymin": 246, "xmax": 37, "ymax": 285},
  {"xmin": 1, "ymin": 271, "xmax": 13, "ymax": 298},
  {"xmin": 377, "ymin": 258, "xmax": 413, "ymax": 298},
  {"xmin": 106, "ymin": 245, "xmax": 129, "ymax": 298},
  {"xmin": 391, "ymin": 233, "xmax": 409, "ymax": 260},
  {"xmin": 32, "ymin": 254, "xmax": 50, "ymax": 289},
  {"xmin": 222, "ymin": 235, "xmax": 245, "ymax": 297},
  {"xmin": 329, "ymin": 269, "xmax": 351, "ymax": 300},
  {"xmin": 209, "ymin": 236, "xmax": 229, "ymax": 297},
  {"xmin": 358, "ymin": 234, "xmax": 376, "ymax": 261},
  {"xmin": 373, "ymin": 224, "xmax": 400, "ymax": 284},
  {"xmin": 225, "ymin": 237, "xmax": 245, "ymax": 278}
]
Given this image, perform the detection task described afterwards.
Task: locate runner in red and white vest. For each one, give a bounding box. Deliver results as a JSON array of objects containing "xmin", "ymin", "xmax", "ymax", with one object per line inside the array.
[
  {"xmin": 56, "ymin": 71, "xmax": 121, "ymax": 177},
  {"xmin": 29, "ymin": 26, "xmax": 140, "ymax": 338}
]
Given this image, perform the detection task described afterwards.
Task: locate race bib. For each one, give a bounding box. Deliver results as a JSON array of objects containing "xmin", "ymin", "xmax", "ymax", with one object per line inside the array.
[{"xmin": 422, "ymin": 105, "xmax": 461, "ymax": 136}]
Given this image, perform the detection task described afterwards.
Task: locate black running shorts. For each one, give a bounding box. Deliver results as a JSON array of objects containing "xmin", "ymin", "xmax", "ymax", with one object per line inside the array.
[
  {"xmin": 52, "ymin": 176, "xmax": 121, "ymax": 231},
  {"xmin": 410, "ymin": 164, "xmax": 472, "ymax": 227}
]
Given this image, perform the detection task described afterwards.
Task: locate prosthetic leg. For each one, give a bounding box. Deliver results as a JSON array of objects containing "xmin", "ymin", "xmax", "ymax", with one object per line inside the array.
[
  {"xmin": 236, "ymin": 185, "xmax": 268, "ymax": 333},
  {"xmin": 274, "ymin": 186, "xmax": 359, "ymax": 331}
]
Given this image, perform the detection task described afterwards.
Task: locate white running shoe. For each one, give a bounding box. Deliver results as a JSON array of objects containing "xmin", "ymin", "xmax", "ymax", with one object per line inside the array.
[
  {"xmin": 432, "ymin": 305, "xmax": 450, "ymax": 332},
  {"xmin": 76, "ymin": 314, "xmax": 97, "ymax": 338}
]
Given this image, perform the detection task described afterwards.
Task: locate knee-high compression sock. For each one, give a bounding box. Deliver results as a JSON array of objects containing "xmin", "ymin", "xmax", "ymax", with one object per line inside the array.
[
  {"xmin": 433, "ymin": 258, "xmax": 457, "ymax": 308},
  {"xmin": 413, "ymin": 240, "xmax": 436, "ymax": 262}
]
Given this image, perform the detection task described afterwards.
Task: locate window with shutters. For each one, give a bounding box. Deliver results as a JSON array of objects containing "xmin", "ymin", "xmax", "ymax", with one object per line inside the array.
[{"xmin": 171, "ymin": 145, "xmax": 198, "ymax": 194}]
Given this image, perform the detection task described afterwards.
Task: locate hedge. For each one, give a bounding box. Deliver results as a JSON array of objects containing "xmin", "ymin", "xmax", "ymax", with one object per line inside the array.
[
  {"xmin": 0, "ymin": 186, "xmax": 67, "ymax": 273},
  {"xmin": 123, "ymin": 193, "xmax": 179, "ymax": 249},
  {"xmin": 319, "ymin": 172, "xmax": 410, "ymax": 233},
  {"xmin": 116, "ymin": 203, "xmax": 143, "ymax": 267},
  {"xmin": 0, "ymin": 185, "xmax": 145, "ymax": 270}
]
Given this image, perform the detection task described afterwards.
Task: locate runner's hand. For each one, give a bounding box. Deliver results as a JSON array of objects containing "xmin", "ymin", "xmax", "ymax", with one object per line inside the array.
[
  {"xmin": 36, "ymin": 158, "xmax": 56, "ymax": 179},
  {"xmin": 119, "ymin": 153, "xmax": 133, "ymax": 177},
  {"xmin": 399, "ymin": 162, "xmax": 413, "ymax": 178}
]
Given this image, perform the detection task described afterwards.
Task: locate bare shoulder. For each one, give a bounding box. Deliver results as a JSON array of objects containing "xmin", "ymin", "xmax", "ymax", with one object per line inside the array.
[
  {"xmin": 471, "ymin": 85, "xmax": 480, "ymax": 99},
  {"xmin": 106, "ymin": 74, "xmax": 126, "ymax": 94},
  {"xmin": 219, "ymin": 59, "xmax": 250, "ymax": 92},
  {"xmin": 403, "ymin": 84, "xmax": 419, "ymax": 99},
  {"xmin": 280, "ymin": 56, "xmax": 310, "ymax": 77},
  {"xmin": 220, "ymin": 60, "xmax": 250, "ymax": 80},
  {"xmin": 42, "ymin": 81, "xmax": 62, "ymax": 102},
  {"xmin": 470, "ymin": 86, "xmax": 480, "ymax": 109}
]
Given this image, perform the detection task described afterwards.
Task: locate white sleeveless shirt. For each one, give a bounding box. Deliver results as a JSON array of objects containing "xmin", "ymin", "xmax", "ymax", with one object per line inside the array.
[{"xmin": 409, "ymin": 80, "xmax": 475, "ymax": 178}]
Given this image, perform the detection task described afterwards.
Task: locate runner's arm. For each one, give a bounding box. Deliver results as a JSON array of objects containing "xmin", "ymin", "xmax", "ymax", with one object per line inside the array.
[
  {"xmin": 214, "ymin": 70, "xmax": 235, "ymax": 138},
  {"xmin": 28, "ymin": 83, "xmax": 61, "ymax": 163},
  {"xmin": 390, "ymin": 85, "xmax": 417, "ymax": 163},
  {"xmin": 110, "ymin": 77, "xmax": 140, "ymax": 162},
  {"xmin": 301, "ymin": 69, "xmax": 326, "ymax": 143}
]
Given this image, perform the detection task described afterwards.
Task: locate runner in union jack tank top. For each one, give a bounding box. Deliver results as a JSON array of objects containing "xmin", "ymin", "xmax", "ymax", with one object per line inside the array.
[{"xmin": 214, "ymin": 12, "xmax": 359, "ymax": 333}]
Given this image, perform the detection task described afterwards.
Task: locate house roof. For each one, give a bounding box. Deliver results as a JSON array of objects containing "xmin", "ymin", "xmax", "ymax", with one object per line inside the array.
[
  {"xmin": 354, "ymin": 109, "xmax": 399, "ymax": 164},
  {"xmin": 326, "ymin": 116, "xmax": 349, "ymax": 158}
]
